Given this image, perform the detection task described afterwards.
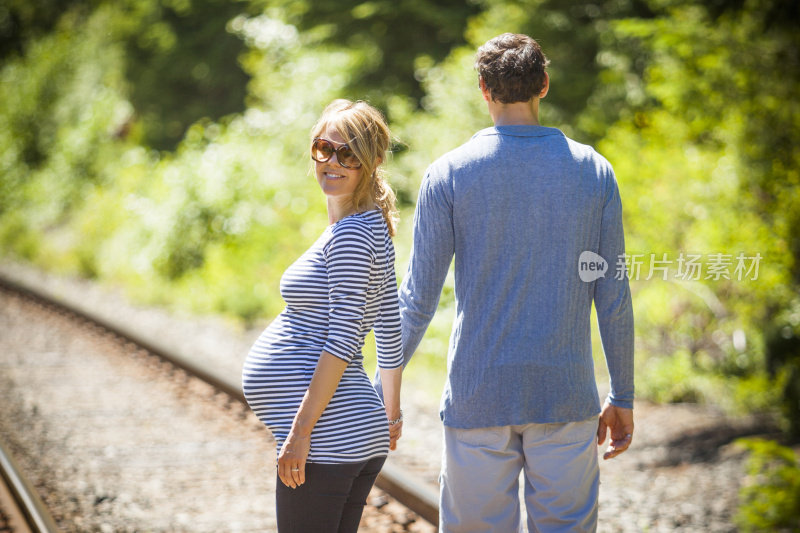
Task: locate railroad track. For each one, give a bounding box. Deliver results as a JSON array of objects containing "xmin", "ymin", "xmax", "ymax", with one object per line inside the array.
[
  {"xmin": 0, "ymin": 437, "xmax": 59, "ymax": 533},
  {"xmin": 0, "ymin": 273, "xmax": 438, "ymax": 531}
]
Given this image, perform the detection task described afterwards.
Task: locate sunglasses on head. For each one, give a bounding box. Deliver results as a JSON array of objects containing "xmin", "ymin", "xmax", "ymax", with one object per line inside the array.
[{"xmin": 311, "ymin": 138, "xmax": 362, "ymax": 169}]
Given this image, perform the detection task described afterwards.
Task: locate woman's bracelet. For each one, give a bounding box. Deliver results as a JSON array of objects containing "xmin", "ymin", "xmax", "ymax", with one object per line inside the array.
[{"xmin": 387, "ymin": 409, "xmax": 403, "ymax": 426}]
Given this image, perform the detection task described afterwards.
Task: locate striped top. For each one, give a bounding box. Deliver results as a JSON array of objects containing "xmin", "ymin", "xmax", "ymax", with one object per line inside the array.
[{"xmin": 242, "ymin": 209, "xmax": 403, "ymax": 463}]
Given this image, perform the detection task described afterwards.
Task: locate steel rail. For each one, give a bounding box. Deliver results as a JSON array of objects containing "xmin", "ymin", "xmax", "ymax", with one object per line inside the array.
[
  {"xmin": 0, "ymin": 437, "xmax": 60, "ymax": 533},
  {"xmin": 0, "ymin": 273, "xmax": 440, "ymax": 527}
]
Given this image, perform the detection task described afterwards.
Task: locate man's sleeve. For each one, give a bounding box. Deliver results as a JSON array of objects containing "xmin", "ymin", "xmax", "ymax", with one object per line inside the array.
[
  {"xmin": 397, "ymin": 166, "xmax": 455, "ymax": 367},
  {"xmin": 594, "ymin": 165, "xmax": 635, "ymax": 409}
]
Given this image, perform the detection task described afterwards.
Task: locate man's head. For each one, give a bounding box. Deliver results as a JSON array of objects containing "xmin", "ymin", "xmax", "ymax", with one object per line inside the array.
[{"xmin": 475, "ymin": 33, "xmax": 549, "ymax": 104}]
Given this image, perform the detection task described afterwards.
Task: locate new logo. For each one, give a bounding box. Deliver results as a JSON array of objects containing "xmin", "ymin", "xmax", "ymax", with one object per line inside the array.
[{"xmin": 578, "ymin": 251, "xmax": 608, "ymax": 282}]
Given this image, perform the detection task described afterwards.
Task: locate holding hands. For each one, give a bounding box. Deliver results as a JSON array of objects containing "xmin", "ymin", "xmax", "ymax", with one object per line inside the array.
[
  {"xmin": 380, "ymin": 366, "xmax": 404, "ymax": 451},
  {"xmin": 387, "ymin": 408, "xmax": 403, "ymax": 450}
]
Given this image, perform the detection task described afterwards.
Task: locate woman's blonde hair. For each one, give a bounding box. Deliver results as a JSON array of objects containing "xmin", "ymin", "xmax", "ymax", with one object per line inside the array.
[{"xmin": 310, "ymin": 99, "xmax": 398, "ymax": 236}]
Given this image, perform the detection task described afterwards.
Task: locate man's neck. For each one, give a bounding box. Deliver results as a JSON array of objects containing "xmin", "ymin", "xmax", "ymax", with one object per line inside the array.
[{"xmin": 488, "ymin": 98, "xmax": 540, "ymax": 126}]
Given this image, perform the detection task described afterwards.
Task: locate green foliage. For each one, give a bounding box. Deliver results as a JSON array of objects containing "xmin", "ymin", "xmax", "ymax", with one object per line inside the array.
[
  {"xmin": 765, "ymin": 320, "xmax": 800, "ymax": 438},
  {"xmin": 0, "ymin": 4, "xmax": 133, "ymax": 256},
  {"xmin": 119, "ymin": 0, "xmax": 256, "ymax": 150},
  {"xmin": 0, "ymin": 0, "xmax": 101, "ymax": 60},
  {"xmin": 590, "ymin": 0, "xmax": 800, "ymax": 430},
  {"xmin": 1, "ymin": 0, "xmax": 260, "ymax": 151},
  {"xmin": 736, "ymin": 438, "xmax": 800, "ymax": 532},
  {"xmin": 267, "ymin": 0, "xmax": 482, "ymax": 108}
]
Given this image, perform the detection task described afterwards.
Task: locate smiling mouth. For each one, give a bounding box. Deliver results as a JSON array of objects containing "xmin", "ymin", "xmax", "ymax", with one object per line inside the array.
[{"xmin": 324, "ymin": 172, "xmax": 346, "ymax": 179}]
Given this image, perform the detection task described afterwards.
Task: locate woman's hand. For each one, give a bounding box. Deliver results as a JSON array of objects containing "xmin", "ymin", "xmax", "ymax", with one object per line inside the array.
[{"xmin": 277, "ymin": 430, "xmax": 310, "ymax": 488}]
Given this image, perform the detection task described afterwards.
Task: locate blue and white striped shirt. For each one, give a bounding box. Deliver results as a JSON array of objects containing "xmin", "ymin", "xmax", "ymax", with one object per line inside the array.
[{"xmin": 243, "ymin": 209, "xmax": 403, "ymax": 462}]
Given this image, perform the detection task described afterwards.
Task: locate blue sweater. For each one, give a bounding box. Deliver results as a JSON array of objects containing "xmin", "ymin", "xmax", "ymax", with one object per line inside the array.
[{"xmin": 399, "ymin": 125, "xmax": 634, "ymax": 428}]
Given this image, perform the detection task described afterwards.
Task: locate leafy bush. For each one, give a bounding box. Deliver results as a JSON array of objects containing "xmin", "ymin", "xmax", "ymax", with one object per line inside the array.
[{"xmin": 736, "ymin": 438, "xmax": 800, "ymax": 532}]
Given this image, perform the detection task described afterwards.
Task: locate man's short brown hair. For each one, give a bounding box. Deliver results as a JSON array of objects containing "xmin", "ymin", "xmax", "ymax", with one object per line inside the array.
[{"xmin": 475, "ymin": 33, "xmax": 549, "ymax": 104}]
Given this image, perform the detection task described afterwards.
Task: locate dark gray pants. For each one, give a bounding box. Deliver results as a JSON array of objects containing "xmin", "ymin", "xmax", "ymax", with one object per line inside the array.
[{"xmin": 276, "ymin": 456, "xmax": 386, "ymax": 532}]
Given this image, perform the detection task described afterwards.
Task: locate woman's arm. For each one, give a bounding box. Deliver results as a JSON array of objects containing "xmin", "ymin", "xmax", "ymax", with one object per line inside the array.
[
  {"xmin": 277, "ymin": 350, "xmax": 347, "ymax": 489},
  {"xmin": 379, "ymin": 366, "xmax": 403, "ymax": 449}
]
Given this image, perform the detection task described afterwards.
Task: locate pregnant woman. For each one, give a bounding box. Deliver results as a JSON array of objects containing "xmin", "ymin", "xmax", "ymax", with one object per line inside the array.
[{"xmin": 242, "ymin": 99, "xmax": 404, "ymax": 533}]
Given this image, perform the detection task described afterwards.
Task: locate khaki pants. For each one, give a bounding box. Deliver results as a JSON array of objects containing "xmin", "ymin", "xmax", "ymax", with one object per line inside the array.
[{"xmin": 440, "ymin": 418, "xmax": 599, "ymax": 533}]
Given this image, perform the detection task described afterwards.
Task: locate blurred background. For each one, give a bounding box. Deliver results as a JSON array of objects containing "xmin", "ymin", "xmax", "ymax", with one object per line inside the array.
[{"xmin": 0, "ymin": 0, "xmax": 798, "ymax": 528}]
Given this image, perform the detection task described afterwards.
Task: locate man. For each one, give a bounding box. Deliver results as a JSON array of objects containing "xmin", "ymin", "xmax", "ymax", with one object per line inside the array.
[{"xmin": 399, "ymin": 33, "xmax": 635, "ymax": 532}]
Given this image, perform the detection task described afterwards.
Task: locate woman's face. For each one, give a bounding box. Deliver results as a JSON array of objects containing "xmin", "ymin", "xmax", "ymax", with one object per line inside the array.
[{"xmin": 313, "ymin": 129, "xmax": 363, "ymax": 201}]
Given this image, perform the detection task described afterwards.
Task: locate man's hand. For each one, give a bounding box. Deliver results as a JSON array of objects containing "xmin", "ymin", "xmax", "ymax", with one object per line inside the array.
[
  {"xmin": 388, "ymin": 420, "xmax": 403, "ymax": 451},
  {"xmin": 597, "ymin": 400, "xmax": 634, "ymax": 460},
  {"xmin": 386, "ymin": 406, "xmax": 403, "ymax": 451}
]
